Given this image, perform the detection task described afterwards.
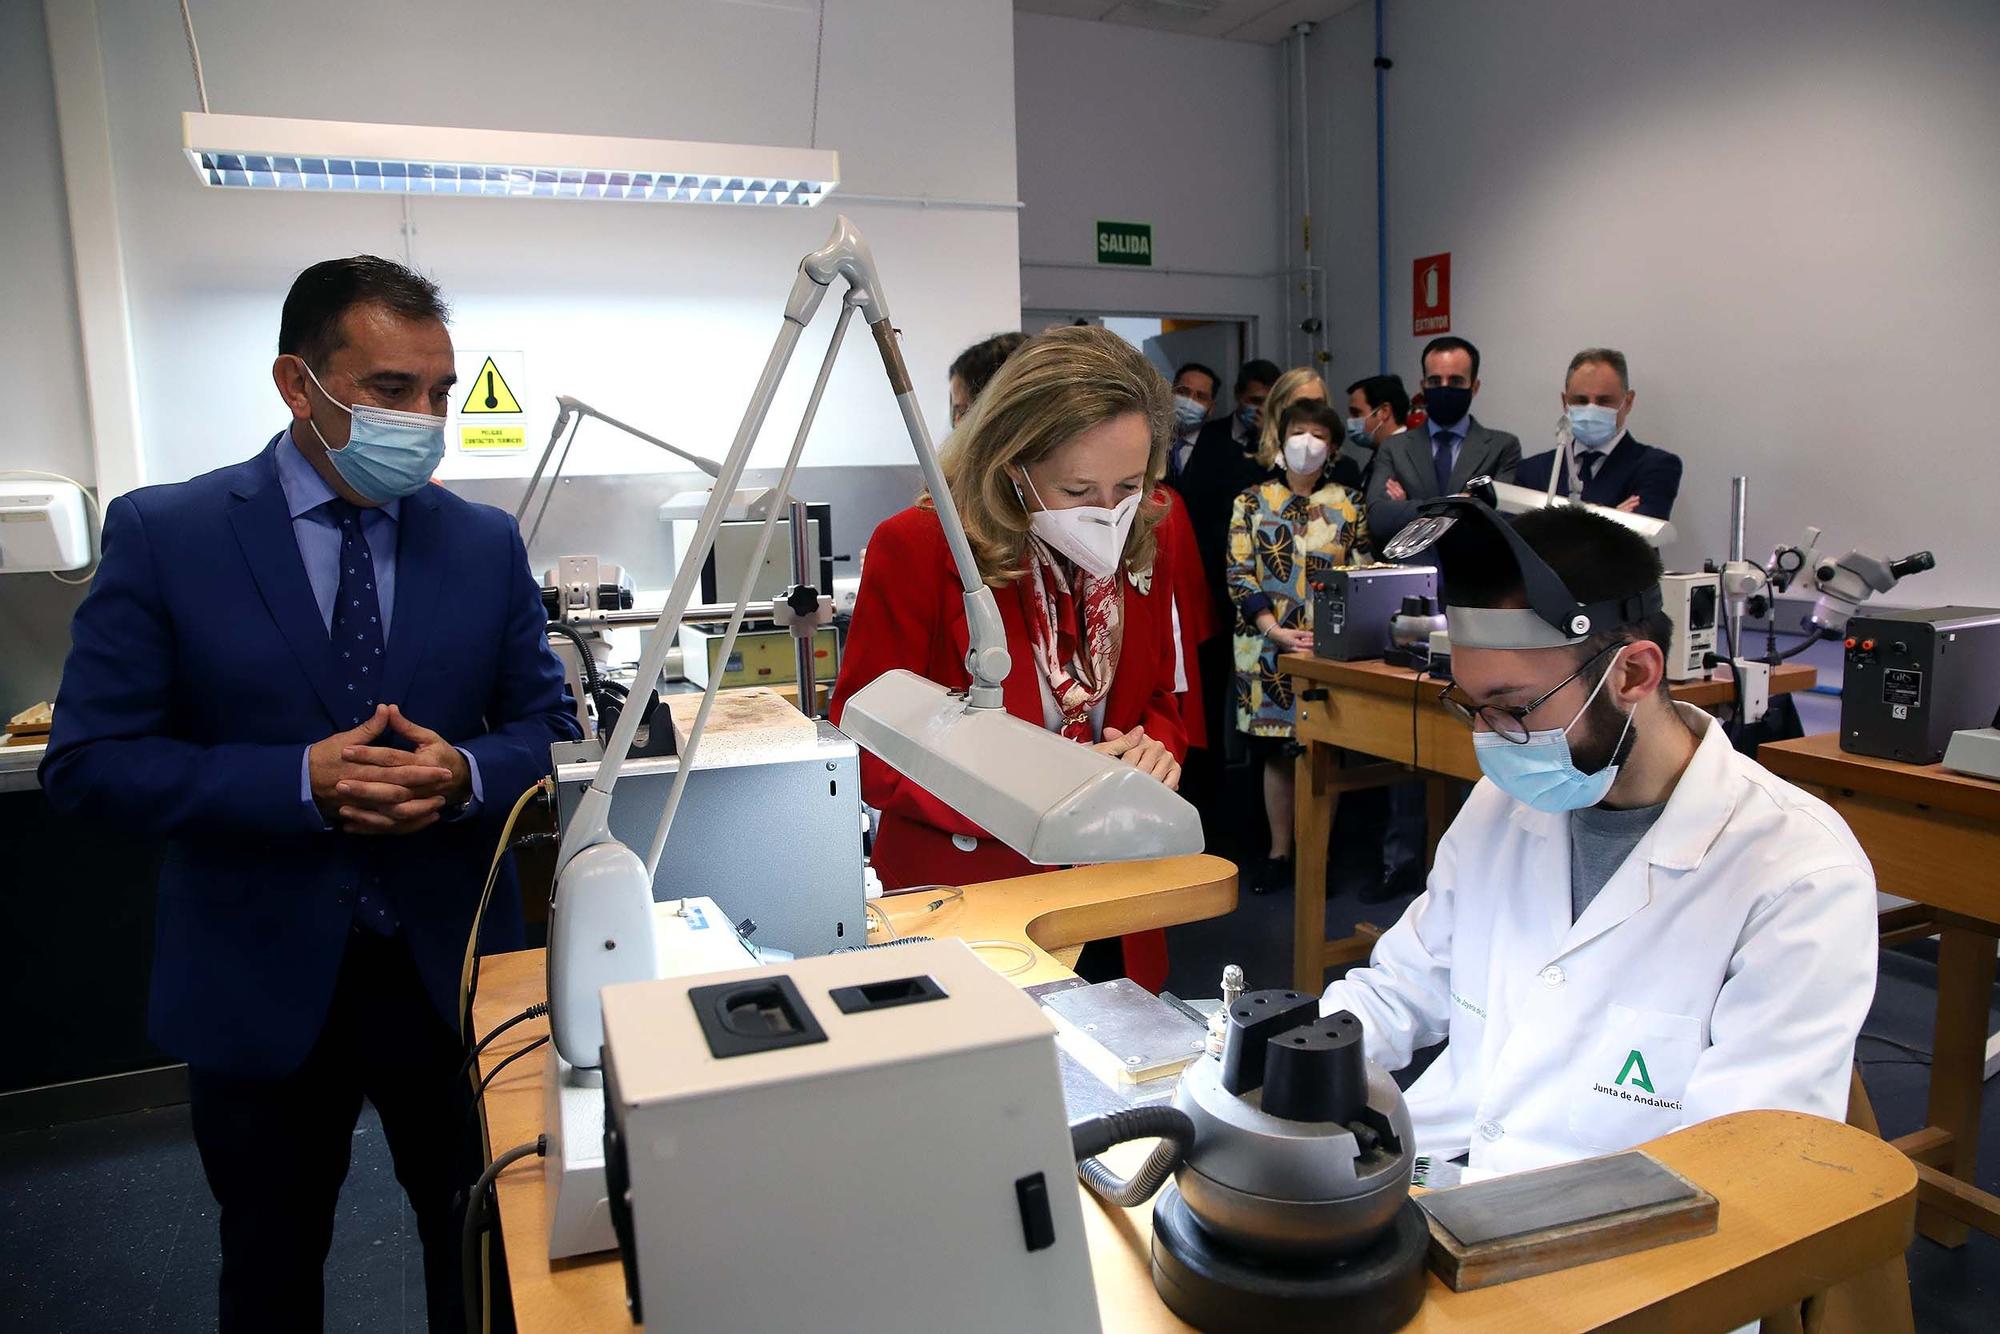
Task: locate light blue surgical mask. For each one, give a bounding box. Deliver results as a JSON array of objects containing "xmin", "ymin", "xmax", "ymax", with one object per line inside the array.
[
  {"xmin": 1236, "ymin": 402, "xmax": 1260, "ymax": 431},
  {"xmin": 1566, "ymin": 403, "xmax": 1620, "ymax": 449},
  {"xmin": 299, "ymin": 359, "xmax": 447, "ymax": 504},
  {"xmin": 1345, "ymin": 414, "xmax": 1374, "ymax": 446},
  {"xmin": 1173, "ymin": 394, "xmax": 1208, "ymax": 433},
  {"xmin": 1471, "ymin": 648, "xmax": 1636, "ymax": 811}
]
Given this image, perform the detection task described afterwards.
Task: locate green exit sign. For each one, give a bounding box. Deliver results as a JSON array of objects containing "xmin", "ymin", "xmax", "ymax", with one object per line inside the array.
[{"xmin": 1096, "ymin": 220, "xmax": 1152, "ymax": 266}]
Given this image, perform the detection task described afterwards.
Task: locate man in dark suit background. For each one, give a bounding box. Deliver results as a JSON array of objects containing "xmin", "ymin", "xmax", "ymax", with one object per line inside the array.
[
  {"xmin": 1365, "ymin": 336, "xmax": 1521, "ymax": 546},
  {"xmin": 41, "ymin": 256, "xmax": 580, "ymax": 1331},
  {"xmin": 1516, "ymin": 347, "xmax": 1683, "ymax": 519},
  {"xmin": 1335, "ymin": 372, "xmax": 1410, "ymax": 496},
  {"xmin": 1165, "ymin": 357, "xmax": 1280, "ymax": 774}
]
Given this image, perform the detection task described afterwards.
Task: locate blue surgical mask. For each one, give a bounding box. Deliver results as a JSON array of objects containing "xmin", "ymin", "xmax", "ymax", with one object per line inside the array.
[
  {"xmin": 1173, "ymin": 394, "xmax": 1208, "ymax": 433},
  {"xmin": 1345, "ymin": 414, "xmax": 1374, "ymax": 445},
  {"xmin": 1471, "ymin": 649, "xmax": 1636, "ymax": 811},
  {"xmin": 299, "ymin": 359, "xmax": 447, "ymax": 504},
  {"xmin": 1236, "ymin": 402, "xmax": 1260, "ymax": 431},
  {"xmin": 1566, "ymin": 403, "xmax": 1620, "ymax": 449}
]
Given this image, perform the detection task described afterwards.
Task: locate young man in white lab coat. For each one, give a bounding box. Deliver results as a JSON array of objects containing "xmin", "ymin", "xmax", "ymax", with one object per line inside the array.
[{"xmin": 1323, "ymin": 502, "xmax": 1877, "ymax": 1177}]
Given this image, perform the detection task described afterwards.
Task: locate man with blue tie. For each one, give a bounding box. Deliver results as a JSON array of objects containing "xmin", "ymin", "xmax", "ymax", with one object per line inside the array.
[
  {"xmin": 1364, "ymin": 335, "xmax": 1523, "ymax": 546},
  {"xmin": 1515, "ymin": 347, "xmax": 1684, "ymax": 520},
  {"xmin": 41, "ymin": 256, "xmax": 580, "ymax": 1331}
]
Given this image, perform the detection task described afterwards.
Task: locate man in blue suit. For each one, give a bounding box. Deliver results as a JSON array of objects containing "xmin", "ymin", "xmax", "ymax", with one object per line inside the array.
[
  {"xmin": 1516, "ymin": 347, "xmax": 1683, "ymax": 520},
  {"xmin": 41, "ymin": 256, "xmax": 579, "ymax": 1332}
]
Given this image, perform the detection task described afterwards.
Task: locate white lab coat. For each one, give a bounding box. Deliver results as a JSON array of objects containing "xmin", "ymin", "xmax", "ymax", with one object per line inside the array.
[{"xmin": 1323, "ymin": 705, "xmax": 1877, "ymax": 1176}]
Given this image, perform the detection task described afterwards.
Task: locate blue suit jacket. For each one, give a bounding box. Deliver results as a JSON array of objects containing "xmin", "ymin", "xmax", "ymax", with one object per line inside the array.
[
  {"xmin": 41, "ymin": 442, "xmax": 579, "ymax": 1079},
  {"xmin": 1515, "ymin": 432, "xmax": 1683, "ymax": 520}
]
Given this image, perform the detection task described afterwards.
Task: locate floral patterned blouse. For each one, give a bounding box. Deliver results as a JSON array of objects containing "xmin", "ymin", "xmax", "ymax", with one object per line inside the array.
[{"xmin": 1226, "ymin": 478, "xmax": 1368, "ymax": 737}]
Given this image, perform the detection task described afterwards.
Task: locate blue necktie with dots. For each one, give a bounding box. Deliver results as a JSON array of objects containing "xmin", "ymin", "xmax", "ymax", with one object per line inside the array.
[{"xmin": 327, "ymin": 498, "xmax": 398, "ymax": 935}]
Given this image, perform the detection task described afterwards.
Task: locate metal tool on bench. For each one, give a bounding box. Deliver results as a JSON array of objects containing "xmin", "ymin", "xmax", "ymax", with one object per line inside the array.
[{"xmin": 1071, "ymin": 985, "xmax": 1427, "ymax": 1333}]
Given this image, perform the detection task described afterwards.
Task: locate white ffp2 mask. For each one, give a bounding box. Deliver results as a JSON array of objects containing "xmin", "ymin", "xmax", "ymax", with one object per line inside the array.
[
  {"xmin": 1282, "ymin": 432, "xmax": 1330, "ymax": 476},
  {"xmin": 1017, "ymin": 474, "xmax": 1141, "ymax": 580}
]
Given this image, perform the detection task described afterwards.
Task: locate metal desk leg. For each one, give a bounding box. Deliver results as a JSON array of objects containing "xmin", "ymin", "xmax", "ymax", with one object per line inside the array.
[
  {"xmin": 1293, "ymin": 741, "xmax": 1337, "ymax": 995},
  {"xmin": 1921, "ymin": 921, "xmax": 2000, "ymax": 1246}
]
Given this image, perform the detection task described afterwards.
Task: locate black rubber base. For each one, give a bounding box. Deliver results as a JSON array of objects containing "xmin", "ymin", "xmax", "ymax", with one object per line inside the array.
[{"xmin": 1150, "ymin": 1185, "xmax": 1430, "ymax": 1334}]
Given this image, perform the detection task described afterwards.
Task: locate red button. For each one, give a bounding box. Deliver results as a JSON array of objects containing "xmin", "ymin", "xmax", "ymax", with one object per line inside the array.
[
  {"xmin": 1861, "ymin": 639, "xmax": 1875, "ymax": 651},
  {"xmin": 1844, "ymin": 638, "xmax": 1856, "ymax": 649}
]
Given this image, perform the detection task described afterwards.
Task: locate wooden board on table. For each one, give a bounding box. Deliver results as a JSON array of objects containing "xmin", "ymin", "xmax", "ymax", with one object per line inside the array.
[{"xmin": 1418, "ymin": 1150, "xmax": 1718, "ymax": 1292}]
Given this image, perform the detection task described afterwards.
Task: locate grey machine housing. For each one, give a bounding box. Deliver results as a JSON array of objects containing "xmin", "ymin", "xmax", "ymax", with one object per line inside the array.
[
  {"xmin": 1840, "ymin": 607, "xmax": 2000, "ymax": 765},
  {"xmin": 552, "ymin": 718, "xmax": 864, "ymax": 957}
]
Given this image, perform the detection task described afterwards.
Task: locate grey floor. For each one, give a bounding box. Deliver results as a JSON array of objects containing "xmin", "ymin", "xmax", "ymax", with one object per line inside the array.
[{"xmin": 2, "ymin": 782, "xmax": 1996, "ymax": 1333}]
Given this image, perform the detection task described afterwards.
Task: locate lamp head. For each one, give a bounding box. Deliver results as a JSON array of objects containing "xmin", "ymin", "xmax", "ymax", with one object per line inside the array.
[{"xmin": 838, "ymin": 671, "xmax": 1203, "ymax": 865}]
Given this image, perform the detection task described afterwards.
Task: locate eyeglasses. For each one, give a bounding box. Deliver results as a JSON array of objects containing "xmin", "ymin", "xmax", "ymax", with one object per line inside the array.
[{"xmin": 1436, "ymin": 640, "xmax": 1625, "ymax": 743}]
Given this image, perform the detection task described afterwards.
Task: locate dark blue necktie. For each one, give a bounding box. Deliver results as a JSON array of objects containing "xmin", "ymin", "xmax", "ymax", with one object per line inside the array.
[
  {"xmin": 1432, "ymin": 433, "xmax": 1457, "ymax": 496},
  {"xmin": 1578, "ymin": 451, "xmax": 1603, "ymax": 488},
  {"xmin": 327, "ymin": 498, "xmax": 397, "ymax": 935}
]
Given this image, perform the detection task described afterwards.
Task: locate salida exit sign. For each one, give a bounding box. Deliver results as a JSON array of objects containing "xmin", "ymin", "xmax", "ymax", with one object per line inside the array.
[{"xmin": 1096, "ymin": 220, "xmax": 1152, "ymax": 266}]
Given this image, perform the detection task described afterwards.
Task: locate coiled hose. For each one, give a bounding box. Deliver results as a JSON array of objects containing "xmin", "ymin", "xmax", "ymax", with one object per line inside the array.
[
  {"xmin": 1071, "ymin": 1105, "xmax": 1197, "ymax": 1208},
  {"xmin": 544, "ymin": 621, "xmax": 618, "ymax": 727}
]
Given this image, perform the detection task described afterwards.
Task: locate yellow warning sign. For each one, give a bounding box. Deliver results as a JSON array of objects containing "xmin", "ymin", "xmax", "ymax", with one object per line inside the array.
[
  {"xmin": 461, "ymin": 357, "xmax": 522, "ymax": 414},
  {"xmin": 461, "ymin": 425, "xmax": 528, "ymax": 451}
]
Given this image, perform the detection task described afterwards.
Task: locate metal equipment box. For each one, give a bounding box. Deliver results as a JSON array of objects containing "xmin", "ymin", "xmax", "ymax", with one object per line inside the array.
[
  {"xmin": 1840, "ymin": 607, "xmax": 2000, "ymax": 764},
  {"xmin": 552, "ymin": 718, "xmax": 863, "ymax": 958},
  {"xmin": 1312, "ymin": 565, "xmax": 1438, "ymax": 661},
  {"xmin": 1660, "ymin": 572, "xmax": 1721, "ymax": 682}
]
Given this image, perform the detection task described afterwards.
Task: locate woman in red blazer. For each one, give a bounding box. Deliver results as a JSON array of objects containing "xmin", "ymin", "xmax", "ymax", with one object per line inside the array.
[{"xmin": 831, "ymin": 325, "xmax": 1189, "ymax": 991}]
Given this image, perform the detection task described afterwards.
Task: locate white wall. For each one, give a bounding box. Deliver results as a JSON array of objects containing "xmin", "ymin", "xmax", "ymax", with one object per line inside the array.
[
  {"xmin": 0, "ymin": 1, "xmax": 94, "ymax": 709},
  {"xmin": 1311, "ymin": 0, "xmax": 2000, "ymax": 604},
  {"xmin": 87, "ymin": 0, "xmax": 1019, "ymax": 486},
  {"xmin": 1015, "ymin": 13, "xmax": 1288, "ymax": 358}
]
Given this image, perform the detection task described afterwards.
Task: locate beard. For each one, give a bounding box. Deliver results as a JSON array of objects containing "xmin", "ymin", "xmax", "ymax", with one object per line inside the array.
[{"xmin": 1567, "ymin": 681, "xmax": 1636, "ymax": 779}]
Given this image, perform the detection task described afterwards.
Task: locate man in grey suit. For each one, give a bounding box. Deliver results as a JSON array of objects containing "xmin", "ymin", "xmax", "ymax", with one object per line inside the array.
[{"xmin": 1365, "ymin": 335, "xmax": 1521, "ymax": 546}]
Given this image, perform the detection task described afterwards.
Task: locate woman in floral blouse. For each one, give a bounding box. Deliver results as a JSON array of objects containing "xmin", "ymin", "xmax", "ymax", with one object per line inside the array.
[{"xmin": 1226, "ymin": 396, "xmax": 1368, "ymax": 893}]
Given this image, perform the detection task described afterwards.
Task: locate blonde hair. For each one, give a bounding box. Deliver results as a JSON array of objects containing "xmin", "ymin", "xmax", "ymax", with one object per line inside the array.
[
  {"xmin": 1256, "ymin": 367, "xmax": 1330, "ymax": 469},
  {"xmin": 936, "ymin": 325, "xmax": 1172, "ymax": 585}
]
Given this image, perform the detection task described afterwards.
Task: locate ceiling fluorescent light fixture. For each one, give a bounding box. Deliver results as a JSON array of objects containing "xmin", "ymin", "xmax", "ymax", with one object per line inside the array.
[{"xmin": 181, "ymin": 112, "xmax": 838, "ymax": 206}]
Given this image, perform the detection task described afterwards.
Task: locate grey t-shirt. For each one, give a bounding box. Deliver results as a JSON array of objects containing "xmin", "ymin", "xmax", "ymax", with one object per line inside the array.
[{"xmin": 1569, "ymin": 800, "xmax": 1668, "ymax": 921}]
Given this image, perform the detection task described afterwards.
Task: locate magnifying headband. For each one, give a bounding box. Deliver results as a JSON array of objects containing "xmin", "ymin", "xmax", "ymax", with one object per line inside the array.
[{"xmin": 1381, "ymin": 479, "xmax": 1663, "ymax": 650}]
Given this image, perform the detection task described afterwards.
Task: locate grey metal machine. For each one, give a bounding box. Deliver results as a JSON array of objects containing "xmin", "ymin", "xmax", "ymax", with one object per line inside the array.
[
  {"xmin": 1312, "ymin": 565, "xmax": 1438, "ymax": 661},
  {"xmin": 1659, "ymin": 571, "xmax": 1721, "ymax": 682},
  {"xmin": 1071, "ymin": 986, "xmax": 1427, "ymax": 1333},
  {"xmin": 1840, "ymin": 607, "xmax": 2000, "ymax": 764},
  {"xmin": 551, "ymin": 725, "xmax": 863, "ymax": 959}
]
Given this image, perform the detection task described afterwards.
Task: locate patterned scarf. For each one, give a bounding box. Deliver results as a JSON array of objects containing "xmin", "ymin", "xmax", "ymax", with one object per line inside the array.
[{"xmin": 1020, "ymin": 536, "xmax": 1124, "ymax": 742}]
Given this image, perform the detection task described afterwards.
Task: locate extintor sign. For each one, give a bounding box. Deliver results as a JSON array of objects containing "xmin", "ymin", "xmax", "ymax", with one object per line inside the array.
[{"xmin": 1413, "ymin": 253, "xmax": 1451, "ymax": 335}]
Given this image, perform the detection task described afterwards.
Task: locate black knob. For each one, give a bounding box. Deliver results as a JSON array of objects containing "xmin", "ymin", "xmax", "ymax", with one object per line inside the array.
[
  {"xmin": 1262, "ymin": 1010, "xmax": 1369, "ymax": 1124},
  {"xmin": 1219, "ymin": 989, "xmax": 1319, "ymax": 1097},
  {"xmin": 1399, "ymin": 594, "xmax": 1433, "ymax": 616}
]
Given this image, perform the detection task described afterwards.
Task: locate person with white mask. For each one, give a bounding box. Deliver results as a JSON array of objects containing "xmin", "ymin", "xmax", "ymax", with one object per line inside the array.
[
  {"xmin": 1516, "ymin": 347, "xmax": 1683, "ymax": 519},
  {"xmin": 1166, "ymin": 361, "xmax": 1220, "ymax": 481},
  {"xmin": 1225, "ymin": 397, "xmax": 1369, "ymax": 894},
  {"xmin": 1321, "ymin": 497, "xmax": 1875, "ymax": 1179},
  {"xmin": 831, "ymin": 325, "xmax": 1190, "ymax": 991}
]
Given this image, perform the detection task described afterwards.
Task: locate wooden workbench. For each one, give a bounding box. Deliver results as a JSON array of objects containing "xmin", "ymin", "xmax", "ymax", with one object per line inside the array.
[
  {"xmin": 1760, "ymin": 732, "xmax": 2000, "ymax": 1247},
  {"xmin": 471, "ymin": 850, "xmax": 1914, "ymax": 1332},
  {"xmin": 1281, "ymin": 656, "xmax": 1818, "ymax": 993}
]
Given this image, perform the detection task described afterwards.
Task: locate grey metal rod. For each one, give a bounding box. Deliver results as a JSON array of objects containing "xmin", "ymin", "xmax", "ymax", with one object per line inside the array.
[
  {"xmin": 516, "ymin": 405, "xmax": 578, "ymax": 528},
  {"xmin": 526, "ymin": 412, "xmax": 584, "ymax": 550},
  {"xmin": 790, "ymin": 497, "xmax": 817, "ymax": 718},
  {"xmin": 560, "ymin": 295, "xmax": 823, "ymax": 866},
  {"xmin": 1729, "ymin": 476, "xmax": 1748, "ymax": 563},
  {"xmin": 565, "ymin": 398, "xmax": 723, "ymax": 476},
  {"xmin": 641, "ymin": 299, "xmax": 856, "ymax": 880}
]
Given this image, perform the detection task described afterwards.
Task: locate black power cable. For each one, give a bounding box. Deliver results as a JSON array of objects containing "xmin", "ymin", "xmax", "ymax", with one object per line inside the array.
[
  {"xmin": 465, "ymin": 1035, "xmax": 550, "ymax": 1137},
  {"xmin": 458, "ymin": 1003, "xmax": 549, "ymax": 1086},
  {"xmin": 463, "ymin": 1136, "xmax": 546, "ymax": 1334}
]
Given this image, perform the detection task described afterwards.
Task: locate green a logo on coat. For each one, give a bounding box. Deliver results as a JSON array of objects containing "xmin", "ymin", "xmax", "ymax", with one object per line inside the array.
[{"xmin": 1615, "ymin": 1049, "xmax": 1655, "ymax": 1094}]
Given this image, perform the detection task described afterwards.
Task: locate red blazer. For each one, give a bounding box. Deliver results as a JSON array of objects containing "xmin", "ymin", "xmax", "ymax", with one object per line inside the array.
[
  {"xmin": 830, "ymin": 503, "xmax": 1189, "ymax": 988},
  {"xmin": 1154, "ymin": 487, "xmax": 1217, "ymax": 752}
]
